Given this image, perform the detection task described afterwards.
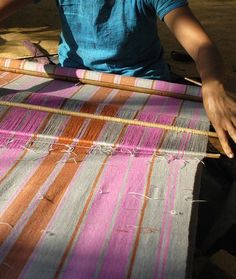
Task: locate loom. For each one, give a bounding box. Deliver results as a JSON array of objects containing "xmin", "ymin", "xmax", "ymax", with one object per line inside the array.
[{"xmin": 0, "ymin": 57, "xmax": 223, "ymax": 279}]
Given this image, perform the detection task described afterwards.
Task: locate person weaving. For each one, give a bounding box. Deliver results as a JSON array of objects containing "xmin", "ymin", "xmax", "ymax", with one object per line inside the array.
[{"xmin": 0, "ymin": 0, "xmax": 236, "ymax": 158}]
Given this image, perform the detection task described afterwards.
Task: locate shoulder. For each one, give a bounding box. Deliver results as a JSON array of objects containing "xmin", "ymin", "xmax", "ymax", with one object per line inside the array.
[{"xmin": 141, "ymin": 0, "xmax": 188, "ymax": 20}]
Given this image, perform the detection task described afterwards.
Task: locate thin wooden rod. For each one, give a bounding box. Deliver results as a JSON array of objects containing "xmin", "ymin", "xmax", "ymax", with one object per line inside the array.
[
  {"xmin": 0, "ymin": 65, "xmax": 203, "ymax": 102},
  {"xmin": 0, "ymin": 100, "xmax": 218, "ymax": 138},
  {"xmin": 18, "ymin": 53, "xmax": 58, "ymax": 60},
  {"xmin": 184, "ymin": 77, "xmax": 202, "ymax": 87}
]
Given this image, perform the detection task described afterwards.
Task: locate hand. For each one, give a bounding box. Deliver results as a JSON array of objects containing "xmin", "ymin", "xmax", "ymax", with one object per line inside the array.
[{"xmin": 202, "ymin": 81, "xmax": 236, "ymax": 158}]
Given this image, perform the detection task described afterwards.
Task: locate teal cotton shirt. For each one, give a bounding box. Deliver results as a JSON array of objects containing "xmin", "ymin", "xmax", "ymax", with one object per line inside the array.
[{"xmin": 54, "ymin": 0, "xmax": 188, "ymax": 80}]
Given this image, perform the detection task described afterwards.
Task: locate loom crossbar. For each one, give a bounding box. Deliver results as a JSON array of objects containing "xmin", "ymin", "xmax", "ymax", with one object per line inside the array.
[{"xmin": 0, "ymin": 100, "xmax": 218, "ymax": 138}]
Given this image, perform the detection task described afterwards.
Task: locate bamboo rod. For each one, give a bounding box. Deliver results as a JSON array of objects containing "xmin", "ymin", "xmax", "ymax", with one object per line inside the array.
[
  {"xmin": 0, "ymin": 64, "xmax": 203, "ymax": 102},
  {"xmin": 0, "ymin": 100, "xmax": 218, "ymax": 138}
]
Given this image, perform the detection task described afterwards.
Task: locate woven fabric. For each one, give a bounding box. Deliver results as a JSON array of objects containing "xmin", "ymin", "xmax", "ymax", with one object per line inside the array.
[{"xmin": 0, "ymin": 62, "xmax": 209, "ymax": 279}]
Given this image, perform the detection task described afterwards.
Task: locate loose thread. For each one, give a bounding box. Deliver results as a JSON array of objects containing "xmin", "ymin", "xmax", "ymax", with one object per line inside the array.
[
  {"xmin": 124, "ymin": 225, "xmax": 159, "ymax": 233},
  {"xmin": 42, "ymin": 195, "xmax": 54, "ymax": 204},
  {"xmin": 41, "ymin": 230, "xmax": 55, "ymax": 236},
  {"xmin": 0, "ymin": 222, "xmax": 14, "ymax": 230},
  {"xmin": 128, "ymin": 192, "xmax": 163, "ymax": 200},
  {"xmin": 184, "ymin": 196, "xmax": 208, "ymax": 203},
  {"xmin": 37, "ymin": 191, "xmax": 54, "ymax": 203},
  {"xmin": 98, "ymin": 189, "xmax": 110, "ymax": 195},
  {"xmin": 2, "ymin": 262, "xmax": 13, "ymax": 269},
  {"xmin": 0, "ymin": 134, "xmax": 221, "ymax": 159},
  {"xmin": 194, "ymin": 157, "xmax": 206, "ymax": 167},
  {"xmin": 169, "ymin": 210, "xmax": 184, "ymax": 216}
]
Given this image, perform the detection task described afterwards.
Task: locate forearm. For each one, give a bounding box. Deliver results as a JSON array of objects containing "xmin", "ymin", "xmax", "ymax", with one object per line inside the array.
[
  {"xmin": 164, "ymin": 6, "xmax": 236, "ymax": 158},
  {"xmin": 164, "ymin": 6, "xmax": 225, "ymax": 88},
  {"xmin": 0, "ymin": 0, "xmax": 32, "ymax": 21},
  {"xmin": 195, "ymin": 42, "xmax": 225, "ymax": 87}
]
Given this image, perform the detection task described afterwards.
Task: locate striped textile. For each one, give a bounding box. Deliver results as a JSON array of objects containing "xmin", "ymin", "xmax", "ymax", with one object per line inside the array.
[{"xmin": 0, "ymin": 62, "xmax": 209, "ymax": 279}]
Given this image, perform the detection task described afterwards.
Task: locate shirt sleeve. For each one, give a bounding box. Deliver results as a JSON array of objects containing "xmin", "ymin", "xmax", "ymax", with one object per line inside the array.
[{"xmin": 147, "ymin": 0, "xmax": 188, "ymax": 20}]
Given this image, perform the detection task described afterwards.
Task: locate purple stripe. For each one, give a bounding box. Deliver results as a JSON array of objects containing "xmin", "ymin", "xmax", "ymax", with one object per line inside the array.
[
  {"xmin": 142, "ymin": 95, "xmax": 182, "ymax": 116},
  {"xmin": 98, "ymin": 112, "xmax": 169, "ymax": 278},
  {"xmin": 0, "ymin": 81, "xmax": 78, "ymax": 179},
  {"xmin": 62, "ymin": 155, "xmax": 131, "ymax": 279},
  {"xmin": 153, "ymin": 81, "xmax": 187, "ymax": 94},
  {"xmin": 159, "ymin": 108, "xmax": 202, "ymax": 278},
  {"xmin": 62, "ymin": 110, "xmax": 164, "ymax": 279},
  {"xmin": 154, "ymin": 105, "xmax": 202, "ymax": 278},
  {"xmin": 97, "ymin": 156, "xmax": 150, "ymax": 279},
  {"xmin": 159, "ymin": 161, "xmax": 186, "ymax": 279},
  {"xmin": 54, "ymin": 67, "xmax": 86, "ymax": 79}
]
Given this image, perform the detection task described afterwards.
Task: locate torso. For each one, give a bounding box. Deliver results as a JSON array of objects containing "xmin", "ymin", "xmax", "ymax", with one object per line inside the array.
[{"xmin": 57, "ymin": 0, "xmax": 170, "ymax": 80}]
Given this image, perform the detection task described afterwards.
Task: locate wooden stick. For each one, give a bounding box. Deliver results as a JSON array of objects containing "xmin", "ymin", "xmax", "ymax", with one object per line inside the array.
[
  {"xmin": 0, "ymin": 100, "xmax": 218, "ymax": 138},
  {"xmin": 0, "ymin": 64, "xmax": 203, "ymax": 102},
  {"xmin": 184, "ymin": 77, "xmax": 202, "ymax": 87}
]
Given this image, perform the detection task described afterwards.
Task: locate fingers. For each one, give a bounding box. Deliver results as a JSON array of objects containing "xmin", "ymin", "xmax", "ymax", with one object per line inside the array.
[
  {"xmin": 232, "ymin": 117, "xmax": 236, "ymax": 128},
  {"xmin": 216, "ymin": 128, "xmax": 234, "ymax": 158},
  {"xmin": 227, "ymin": 122, "xmax": 236, "ymax": 143},
  {"xmin": 228, "ymin": 95, "xmax": 236, "ymax": 111},
  {"xmin": 203, "ymin": 90, "xmax": 236, "ymax": 158}
]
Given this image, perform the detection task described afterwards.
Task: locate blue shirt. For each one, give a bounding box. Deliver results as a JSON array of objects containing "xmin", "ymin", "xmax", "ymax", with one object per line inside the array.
[{"xmin": 53, "ymin": 1, "xmax": 188, "ymax": 80}]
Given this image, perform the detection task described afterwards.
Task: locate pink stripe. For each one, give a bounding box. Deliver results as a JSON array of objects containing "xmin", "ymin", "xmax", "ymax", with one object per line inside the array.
[
  {"xmin": 158, "ymin": 162, "xmax": 184, "ymax": 279},
  {"xmin": 98, "ymin": 156, "xmax": 150, "ymax": 279},
  {"xmin": 155, "ymin": 105, "xmax": 202, "ymax": 278},
  {"xmin": 153, "ymin": 81, "xmax": 186, "ymax": 94},
  {"xmin": 169, "ymin": 83, "xmax": 186, "ymax": 94},
  {"xmin": 154, "ymin": 147, "xmax": 188, "ymax": 278},
  {"xmin": 143, "ymin": 95, "xmax": 182, "ymax": 116},
  {"xmin": 62, "ymin": 155, "xmax": 131, "ymax": 279},
  {"xmin": 98, "ymin": 112, "xmax": 171, "ymax": 278},
  {"xmin": 0, "ymin": 81, "xmax": 78, "ymax": 178},
  {"xmin": 75, "ymin": 69, "xmax": 86, "ymax": 79},
  {"xmin": 62, "ymin": 110, "xmax": 165, "ymax": 279},
  {"xmin": 153, "ymin": 81, "xmax": 169, "ymax": 92},
  {"xmin": 154, "ymin": 120, "xmax": 192, "ymax": 276},
  {"xmin": 159, "ymin": 107, "xmax": 202, "ymax": 278}
]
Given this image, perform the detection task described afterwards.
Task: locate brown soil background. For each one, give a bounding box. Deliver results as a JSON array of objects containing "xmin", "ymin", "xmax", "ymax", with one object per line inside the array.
[{"xmin": 0, "ymin": 0, "xmax": 235, "ymax": 91}]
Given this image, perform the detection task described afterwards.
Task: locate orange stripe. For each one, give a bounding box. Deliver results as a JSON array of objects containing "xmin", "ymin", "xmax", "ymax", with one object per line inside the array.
[
  {"xmin": 126, "ymin": 110, "xmax": 177, "ymax": 277},
  {"xmin": 54, "ymin": 151, "xmax": 108, "ymax": 279},
  {"xmin": 0, "ymin": 87, "xmax": 111, "ymax": 245},
  {"xmin": 0, "ymin": 89, "xmax": 132, "ymax": 279},
  {"xmin": 100, "ymin": 72, "xmax": 115, "ymax": 84},
  {"xmin": 0, "ymin": 113, "xmax": 52, "ymax": 185},
  {"xmin": 54, "ymin": 90, "xmax": 133, "ymax": 278},
  {"xmin": 9, "ymin": 59, "xmax": 24, "ymax": 70},
  {"xmin": 119, "ymin": 75, "xmax": 136, "ymax": 87},
  {"xmin": 0, "ymin": 72, "xmax": 21, "ymax": 86}
]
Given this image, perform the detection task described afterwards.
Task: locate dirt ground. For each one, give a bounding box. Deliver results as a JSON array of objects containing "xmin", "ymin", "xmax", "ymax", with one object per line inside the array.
[{"xmin": 0, "ymin": 0, "xmax": 235, "ymax": 90}]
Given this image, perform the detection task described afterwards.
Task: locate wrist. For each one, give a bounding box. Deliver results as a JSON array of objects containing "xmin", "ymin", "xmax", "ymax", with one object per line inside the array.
[{"xmin": 201, "ymin": 79, "xmax": 225, "ymax": 98}]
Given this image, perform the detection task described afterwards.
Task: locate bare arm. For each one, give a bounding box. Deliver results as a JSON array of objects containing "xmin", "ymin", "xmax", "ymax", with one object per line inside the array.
[
  {"xmin": 164, "ymin": 6, "xmax": 236, "ymax": 158},
  {"xmin": 0, "ymin": 0, "xmax": 32, "ymax": 21}
]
